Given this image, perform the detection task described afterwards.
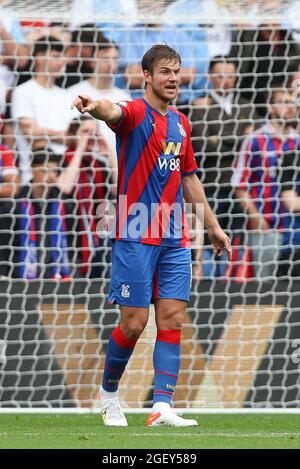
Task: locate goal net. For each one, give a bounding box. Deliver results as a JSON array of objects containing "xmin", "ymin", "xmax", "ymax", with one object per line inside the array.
[{"xmin": 0, "ymin": 0, "xmax": 300, "ymax": 409}]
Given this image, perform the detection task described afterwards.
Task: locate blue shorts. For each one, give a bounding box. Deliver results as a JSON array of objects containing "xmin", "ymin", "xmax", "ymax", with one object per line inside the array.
[{"xmin": 108, "ymin": 240, "xmax": 192, "ymax": 307}]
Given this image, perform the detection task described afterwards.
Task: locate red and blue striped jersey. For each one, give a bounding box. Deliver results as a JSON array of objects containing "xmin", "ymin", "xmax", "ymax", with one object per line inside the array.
[
  {"xmin": 232, "ymin": 123, "xmax": 299, "ymax": 229},
  {"xmin": 109, "ymin": 97, "xmax": 198, "ymax": 246}
]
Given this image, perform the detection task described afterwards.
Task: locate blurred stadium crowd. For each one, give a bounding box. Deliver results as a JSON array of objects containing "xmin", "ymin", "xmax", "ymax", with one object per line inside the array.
[{"xmin": 1, "ymin": 0, "xmax": 300, "ymax": 281}]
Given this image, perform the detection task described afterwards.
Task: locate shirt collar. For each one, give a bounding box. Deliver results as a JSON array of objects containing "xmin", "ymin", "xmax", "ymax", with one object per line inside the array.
[{"xmin": 210, "ymin": 89, "xmax": 234, "ymax": 115}]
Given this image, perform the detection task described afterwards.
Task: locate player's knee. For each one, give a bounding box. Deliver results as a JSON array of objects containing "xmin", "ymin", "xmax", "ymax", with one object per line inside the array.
[
  {"xmin": 165, "ymin": 310, "xmax": 184, "ymax": 330},
  {"xmin": 171, "ymin": 312, "xmax": 184, "ymax": 330},
  {"xmin": 120, "ymin": 319, "xmax": 147, "ymax": 341}
]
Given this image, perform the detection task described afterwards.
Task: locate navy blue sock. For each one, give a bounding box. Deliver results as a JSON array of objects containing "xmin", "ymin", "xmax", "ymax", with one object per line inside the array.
[
  {"xmin": 102, "ymin": 325, "xmax": 137, "ymax": 392},
  {"xmin": 153, "ymin": 329, "xmax": 181, "ymax": 404}
]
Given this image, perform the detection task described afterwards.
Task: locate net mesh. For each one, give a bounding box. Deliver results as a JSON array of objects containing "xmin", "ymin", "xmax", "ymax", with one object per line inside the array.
[
  {"xmin": 0, "ymin": 0, "xmax": 300, "ymax": 409},
  {"xmin": 0, "ymin": 1, "xmax": 297, "ymax": 24}
]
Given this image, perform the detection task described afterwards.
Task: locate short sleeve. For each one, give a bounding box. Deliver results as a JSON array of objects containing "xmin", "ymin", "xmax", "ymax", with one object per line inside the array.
[
  {"xmin": 11, "ymin": 85, "xmax": 35, "ymax": 120},
  {"xmin": 107, "ymin": 100, "xmax": 145, "ymax": 135},
  {"xmin": 181, "ymin": 116, "xmax": 198, "ymax": 177},
  {"xmin": 1, "ymin": 149, "xmax": 18, "ymax": 177},
  {"xmin": 231, "ymin": 137, "xmax": 254, "ymax": 189}
]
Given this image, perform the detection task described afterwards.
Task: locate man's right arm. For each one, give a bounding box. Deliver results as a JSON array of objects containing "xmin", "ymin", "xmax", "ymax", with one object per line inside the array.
[
  {"xmin": 19, "ymin": 118, "xmax": 66, "ymax": 144},
  {"xmin": 235, "ymin": 188, "xmax": 270, "ymax": 231},
  {"xmin": 71, "ymin": 95, "xmax": 122, "ymax": 125}
]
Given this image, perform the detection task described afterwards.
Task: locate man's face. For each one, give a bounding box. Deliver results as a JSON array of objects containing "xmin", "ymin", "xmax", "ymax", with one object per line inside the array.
[
  {"xmin": 144, "ymin": 58, "xmax": 181, "ymax": 103},
  {"xmin": 94, "ymin": 47, "xmax": 119, "ymax": 76},
  {"xmin": 32, "ymin": 161, "xmax": 59, "ymax": 189},
  {"xmin": 78, "ymin": 119, "xmax": 99, "ymax": 153},
  {"xmin": 269, "ymin": 91, "xmax": 298, "ymax": 124},
  {"xmin": 35, "ymin": 50, "xmax": 65, "ymax": 77},
  {"xmin": 209, "ymin": 62, "xmax": 237, "ymax": 94},
  {"xmin": 261, "ymin": 0, "xmax": 282, "ymax": 15}
]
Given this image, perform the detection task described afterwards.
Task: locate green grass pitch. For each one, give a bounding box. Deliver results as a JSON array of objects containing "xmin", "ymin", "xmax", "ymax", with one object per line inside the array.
[{"xmin": 0, "ymin": 413, "xmax": 299, "ymax": 449}]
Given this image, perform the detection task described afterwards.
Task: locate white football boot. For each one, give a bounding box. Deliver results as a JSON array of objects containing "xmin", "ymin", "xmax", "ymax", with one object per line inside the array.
[
  {"xmin": 146, "ymin": 409, "xmax": 198, "ymax": 427},
  {"xmin": 96, "ymin": 392, "xmax": 128, "ymax": 427}
]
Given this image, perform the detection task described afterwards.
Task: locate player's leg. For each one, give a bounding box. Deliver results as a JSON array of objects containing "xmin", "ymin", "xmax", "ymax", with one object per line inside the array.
[
  {"xmin": 153, "ymin": 298, "xmax": 185, "ymax": 408},
  {"xmin": 98, "ymin": 306, "xmax": 149, "ymax": 426},
  {"xmin": 146, "ymin": 247, "xmax": 198, "ymax": 427},
  {"xmin": 98, "ymin": 240, "xmax": 158, "ymax": 426},
  {"xmin": 100, "ymin": 306, "xmax": 149, "ymax": 395}
]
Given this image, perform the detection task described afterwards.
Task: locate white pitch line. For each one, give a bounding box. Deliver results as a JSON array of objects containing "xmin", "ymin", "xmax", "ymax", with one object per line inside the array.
[
  {"xmin": 1, "ymin": 408, "xmax": 300, "ymax": 414},
  {"xmin": 0, "ymin": 432, "xmax": 98, "ymax": 437},
  {"xmin": 129, "ymin": 432, "xmax": 300, "ymax": 438},
  {"xmin": 0, "ymin": 431, "xmax": 299, "ymax": 439}
]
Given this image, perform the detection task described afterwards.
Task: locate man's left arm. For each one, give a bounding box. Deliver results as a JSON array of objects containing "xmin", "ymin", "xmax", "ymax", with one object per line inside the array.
[
  {"xmin": 279, "ymin": 150, "xmax": 300, "ymax": 213},
  {"xmin": 182, "ymin": 173, "xmax": 231, "ymax": 258}
]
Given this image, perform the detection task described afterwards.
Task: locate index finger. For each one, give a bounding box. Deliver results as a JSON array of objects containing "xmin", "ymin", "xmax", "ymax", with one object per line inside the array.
[{"xmin": 70, "ymin": 98, "xmax": 79, "ymax": 110}]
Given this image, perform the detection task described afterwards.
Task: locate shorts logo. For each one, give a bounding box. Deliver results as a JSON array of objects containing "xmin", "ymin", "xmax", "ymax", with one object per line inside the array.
[{"xmin": 121, "ymin": 284, "xmax": 130, "ymax": 298}]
